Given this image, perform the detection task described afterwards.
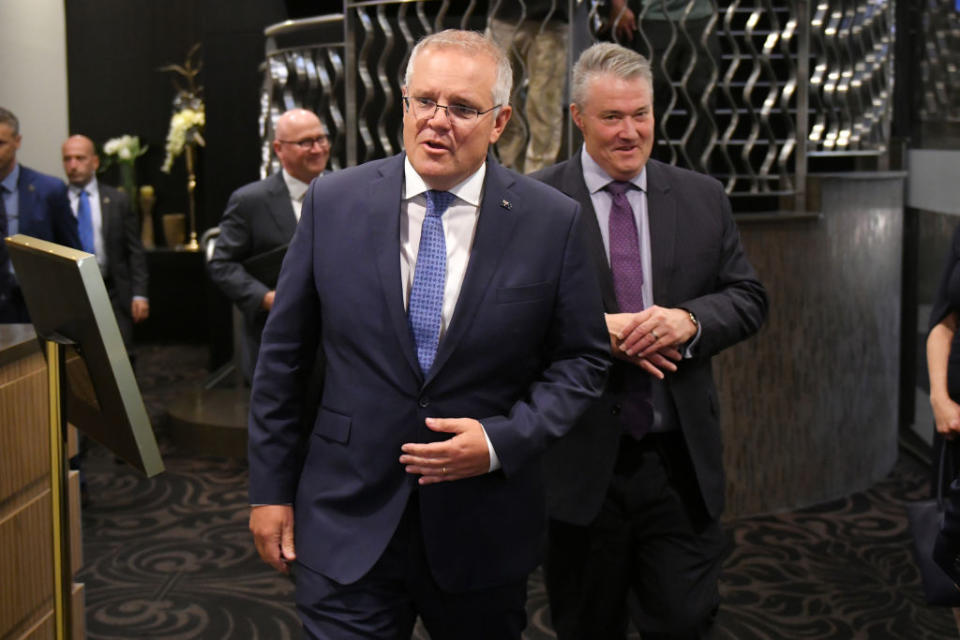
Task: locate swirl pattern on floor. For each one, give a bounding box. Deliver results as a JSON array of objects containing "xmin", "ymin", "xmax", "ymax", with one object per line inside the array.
[{"xmin": 77, "ymin": 345, "xmax": 957, "ymax": 638}]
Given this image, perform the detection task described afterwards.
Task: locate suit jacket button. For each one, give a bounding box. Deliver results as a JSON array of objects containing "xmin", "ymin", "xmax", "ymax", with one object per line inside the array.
[
  {"xmin": 419, "ymin": 397, "xmax": 429, "ymax": 408},
  {"xmin": 611, "ymin": 404, "xmax": 621, "ymax": 416}
]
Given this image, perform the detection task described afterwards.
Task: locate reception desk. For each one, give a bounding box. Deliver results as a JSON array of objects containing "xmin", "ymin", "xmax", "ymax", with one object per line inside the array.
[{"xmin": 0, "ymin": 325, "xmax": 84, "ymax": 639}]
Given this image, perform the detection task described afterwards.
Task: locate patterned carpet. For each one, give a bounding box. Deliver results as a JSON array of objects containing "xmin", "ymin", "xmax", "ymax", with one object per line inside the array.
[{"xmin": 78, "ymin": 344, "xmax": 959, "ymax": 639}]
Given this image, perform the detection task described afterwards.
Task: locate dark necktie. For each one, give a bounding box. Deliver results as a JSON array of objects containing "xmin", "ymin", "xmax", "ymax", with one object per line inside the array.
[
  {"xmin": 0, "ymin": 188, "xmax": 11, "ymax": 308},
  {"xmin": 77, "ymin": 189, "xmax": 96, "ymax": 254},
  {"xmin": 605, "ymin": 180, "xmax": 653, "ymax": 438},
  {"xmin": 0, "ymin": 186, "xmax": 14, "ymax": 322},
  {"xmin": 0, "ymin": 186, "xmax": 7, "ymax": 240},
  {"xmin": 408, "ymin": 189, "xmax": 455, "ymax": 374}
]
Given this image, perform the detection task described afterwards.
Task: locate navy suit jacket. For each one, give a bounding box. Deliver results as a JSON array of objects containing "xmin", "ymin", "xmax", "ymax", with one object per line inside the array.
[
  {"xmin": 248, "ymin": 154, "xmax": 610, "ymax": 592},
  {"xmin": 533, "ymin": 154, "xmax": 768, "ymax": 523},
  {"xmin": 17, "ymin": 165, "xmax": 80, "ymax": 248},
  {"xmin": 0, "ymin": 166, "xmax": 80, "ymax": 321},
  {"xmin": 98, "ymin": 184, "xmax": 148, "ymax": 345}
]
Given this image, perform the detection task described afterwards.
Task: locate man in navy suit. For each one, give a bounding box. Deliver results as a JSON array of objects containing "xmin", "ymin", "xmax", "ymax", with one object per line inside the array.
[
  {"xmin": 533, "ymin": 44, "xmax": 767, "ymax": 639},
  {"xmin": 248, "ymin": 30, "xmax": 610, "ymax": 639},
  {"xmin": 0, "ymin": 107, "xmax": 81, "ymax": 322}
]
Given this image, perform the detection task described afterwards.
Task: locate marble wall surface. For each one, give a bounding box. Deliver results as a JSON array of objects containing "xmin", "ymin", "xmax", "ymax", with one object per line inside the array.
[{"xmin": 717, "ymin": 174, "xmax": 905, "ymax": 518}]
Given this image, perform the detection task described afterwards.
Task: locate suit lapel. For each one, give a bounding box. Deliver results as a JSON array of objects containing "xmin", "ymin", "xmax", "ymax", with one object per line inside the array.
[
  {"xmin": 99, "ymin": 189, "xmax": 115, "ymax": 242},
  {"xmin": 644, "ymin": 161, "xmax": 677, "ymax": 306},
  {"xmin": 266, "ymin": 171, "xmax": 297, "ymax": 239},
  {"xmin": 427, "ymin": 159, "xmax": 519, "ymax": 383},
  {"xmin": 371, "ymin": 155, "xmax": 422, "ymax": 380},
  {"xmin": 557, "ymin": 155, "xmax": 619, "ymax": 312},
  {"xmin": 17, "ymin": 171, "xmax": 39, "ymax": 234}
]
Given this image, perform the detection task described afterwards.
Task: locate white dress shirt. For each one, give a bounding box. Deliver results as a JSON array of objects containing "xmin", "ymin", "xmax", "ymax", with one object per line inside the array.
[
  {"xmin": 282, "ymin": 169, "xmax": 310, "ymax": 221},
  {"xmin": 399, "ymin": 157, "xmax": 501, "ymax": 471}
]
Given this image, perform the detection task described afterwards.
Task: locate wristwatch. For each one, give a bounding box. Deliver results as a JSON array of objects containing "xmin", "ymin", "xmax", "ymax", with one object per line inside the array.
[{"xmin": 685, "ymin": 310, "xmax": 699, "ymax": 332}]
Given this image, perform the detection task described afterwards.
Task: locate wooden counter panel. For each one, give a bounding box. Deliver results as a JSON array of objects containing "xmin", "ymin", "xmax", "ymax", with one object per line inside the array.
[
  {"xmin": 0, "ymin": 493, "xmax": 53, "ymax": 638},
  {"xmin": 69, "ymin": 470, "xmax": 82, "ymax": 574},
  {"xmin": 11, "ymin": 583, "xmax": 83, "ymax": 640},
  {"xmin": 0, "ymin": 363, "xmax": 49, "ymax": 507}
]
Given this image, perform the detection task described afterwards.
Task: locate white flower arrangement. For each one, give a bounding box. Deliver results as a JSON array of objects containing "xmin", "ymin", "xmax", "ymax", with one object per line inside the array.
[
  {"xmin": 103, "ymin": 134, "xmax": 147, "ymax": 162},
  {"xmin": 100, "ymin": 134, "xmax": 148, "ymax": 212},
  {"xmin": 161, "ymin": 104, "xmax": 205, "ymax": 173}
]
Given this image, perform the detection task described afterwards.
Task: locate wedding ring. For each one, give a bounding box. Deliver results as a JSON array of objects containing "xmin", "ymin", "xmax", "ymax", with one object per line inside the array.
[
  {"xmin": 651, "ymin": 330, "xmax": 659, "ymax": 341},
  {"xmin": 442, "ymin": 466, "xmax": 447, "ymax": 475}
]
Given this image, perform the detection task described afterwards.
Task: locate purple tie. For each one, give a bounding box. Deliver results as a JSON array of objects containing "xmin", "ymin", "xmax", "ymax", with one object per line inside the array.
[
  {"xmin": 605, "ymin": 180, "xmax": 653, "ymax": 439},
  {"xmin": 607, "ymin": 181, "xmax": 645, "ymax": 312}
]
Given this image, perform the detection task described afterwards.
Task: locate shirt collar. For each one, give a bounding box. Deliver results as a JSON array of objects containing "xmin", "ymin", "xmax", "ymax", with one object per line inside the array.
[
  {"xmin": 1, "ymin": 163, "xmax": 19, "ymax": 194},
  {"xmin": 69, "ymin": 175, "xmax": 99, "ymax": 197},
  {"xmin": 579, "ymin": 146, "xmax": 647, "ymax": 195},
  {"xmin": 403, "ymin": 156, "xmax": 486, "ymax": 208},
  {"xmin": 282, "ymin": 169, "xmax": 310, "ymax": 201}
]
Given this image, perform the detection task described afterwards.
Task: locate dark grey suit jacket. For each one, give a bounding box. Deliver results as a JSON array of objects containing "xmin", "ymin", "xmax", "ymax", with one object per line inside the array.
[
  {"xmin": 208, "ymin": 171, "xmax": 297, "ymax": 380},
  {"xmin": 98, "ymin": 184, "xmax": 148, "ymax": 346},
  {"xmin": 533, "ymin": 154, "xmax": 768, "ymax": 523}
]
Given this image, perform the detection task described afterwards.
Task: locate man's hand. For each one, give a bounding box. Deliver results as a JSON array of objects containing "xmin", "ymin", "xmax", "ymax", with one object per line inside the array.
[
  {"xmin": 932, "ymin": 392, "xmax": 960, "ymax": 438},
  {"xmin": 614, "ymin": 306, "xmax": 698, "ymax": 358},
  {"xmin": 400, "ymin": 418, "xmax": 490, "ymax": 485},
  {"xmin": 609, "ymin": 0, "xmax": 637, "ymax": 42},
  {"xmin": 606, "ymin": 313, "xmax": 682, "ymax": 378},
  {"xmin": 249, "ymin": 505, "xmax": 296, "ymax": 574},
  {"xmin": 131, "ymin": 298, "xmax": 149, "ymax": 323},
  {"xmin": 262, "ymin": 290, "xmax": 276, "ymax": 311}
]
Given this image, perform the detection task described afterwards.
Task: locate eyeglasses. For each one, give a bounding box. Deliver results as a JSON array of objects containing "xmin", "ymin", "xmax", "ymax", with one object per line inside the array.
[
  {"xmin": 276, "ymin": 135, "xmax": 330, "ymax": 150},
  {"xmin": 403, "ymin": 97, "xmax": 501, "ymax": 123}
]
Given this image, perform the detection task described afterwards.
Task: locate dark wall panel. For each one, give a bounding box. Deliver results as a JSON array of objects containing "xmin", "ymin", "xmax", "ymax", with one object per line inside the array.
[
  {"xmin": 718, "ymin": 174, "xmax": 904, "ymax": 518},
  {"xmin": 66, "ymin": 0, "xmax": 287, "ymax": 238},
  {"xmin": 66, "ymin": 0, "xmax": 289, "ymax": 366}
]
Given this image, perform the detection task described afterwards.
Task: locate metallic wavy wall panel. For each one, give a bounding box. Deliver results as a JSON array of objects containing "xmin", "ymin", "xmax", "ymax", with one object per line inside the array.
[
  {"xmin": 259, "ymin": 0, "xmax": 896, "ymax": 199},
  {"xmin": 807, "ymin": 0, "xmax": 894, "ymax": 155},
  {"xmin": 262, "ymin": 15, "xmax": 347, "ymax": 177},
  {"xmin": 919, "ymin": 0, "xmax": 960, "ymax": 124}
]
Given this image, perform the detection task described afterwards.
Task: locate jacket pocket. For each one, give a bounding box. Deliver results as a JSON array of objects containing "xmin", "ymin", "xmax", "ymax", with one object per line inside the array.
[
  {"xmin": 313, "ymin": 407, "xmax": 351, "ymax": 444},
  {"xmin": 495, "ymin": 281, "xmax": 552, "ymax": 304}
]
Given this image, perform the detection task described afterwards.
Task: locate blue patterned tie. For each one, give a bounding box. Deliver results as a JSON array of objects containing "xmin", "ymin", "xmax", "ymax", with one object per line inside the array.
[
  {"xmin": 408, "ymin": 189, "xmax": 455, "ymax": 374},
  {"xmin": 77, "ymin": 189, "xmax": 95, "ymax": 254},
  {"xmin": 605, "ymin": 181, "xmax": 653, "ymax": 439}
]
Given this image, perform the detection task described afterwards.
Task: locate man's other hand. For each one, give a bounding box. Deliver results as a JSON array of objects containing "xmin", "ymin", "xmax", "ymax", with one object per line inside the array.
[
  {"xmin": 400, "ymin": 418, "xmax": 490, "ymax": 485},
  {"xmin": 262, "ymin": 290, "xmax": 276, "ymax": 310},
  {"xmin": 250, "ymin": 504, "xmax": 296, "ymax": 574}
]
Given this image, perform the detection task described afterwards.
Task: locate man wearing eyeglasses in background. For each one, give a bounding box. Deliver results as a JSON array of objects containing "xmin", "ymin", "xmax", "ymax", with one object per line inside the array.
[
  {"xmin": 247, "ymin": 29, "xmax": 609, "ymax": 639},
  {"xmin": 208, "ymin": 108, "xmax": 330, "ymax": 382}
]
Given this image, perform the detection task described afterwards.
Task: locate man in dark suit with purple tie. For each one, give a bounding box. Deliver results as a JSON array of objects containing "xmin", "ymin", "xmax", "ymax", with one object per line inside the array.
[
  {"xmin": 533, "ymin": 43, "xmax": 768, "ymax": 639},
  {"xmin": 247, "ymin": 30, "xmax": 610, "ymax": 639},
  {"xmin": 0, "ymin": 107, "xmax": 81, "ymax": 323}
]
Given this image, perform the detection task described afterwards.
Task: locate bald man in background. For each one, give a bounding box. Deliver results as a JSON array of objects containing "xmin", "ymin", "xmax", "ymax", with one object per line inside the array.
[
  {"xmin": 62, "ymin": 134, "xmax": 149, "ymax": 348},
  {"xmin": 208, "ymin": 108, "xmax": 330, "ymax": 381}
]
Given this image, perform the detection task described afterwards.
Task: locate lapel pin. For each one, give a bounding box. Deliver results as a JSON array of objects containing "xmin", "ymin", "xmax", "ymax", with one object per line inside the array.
[
  {"xmin": 104, "ymin": 197, "xmax": 111, "ymax": 204},
  {"xmin": 500, "ymin": 199, "xmax": 512, "ymax": 210},
  {"xmin": 28, "ymin": 184, "xmax": 35, "ymax": 192}
]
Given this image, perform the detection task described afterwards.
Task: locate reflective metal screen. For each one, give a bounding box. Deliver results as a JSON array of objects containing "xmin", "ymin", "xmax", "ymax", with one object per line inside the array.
[
  {"xmin": 261, "ymin": 0, "xmax": 897, "ymax": 202},
  {"xmin": 919, "ymin": 0, "xmax": 960, "ymax": 125}
]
